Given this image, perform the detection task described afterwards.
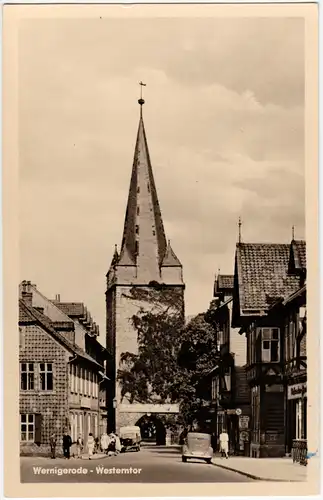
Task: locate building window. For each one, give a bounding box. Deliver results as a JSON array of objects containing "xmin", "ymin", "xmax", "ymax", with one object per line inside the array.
[
  {"xmin": 135, "ymin": 225, "xmax": 139, "ymax": 235},
  {"xmin": 20, "ymin": 363, "xmax": 34, "ymax": 391},
  {"xmin": 260, "ymin": 328, "xmax": 280, "ymax": 362},
  {"xmin": 39, "ymin": 363, "xmax": 53, "ymax": 391},
  {"xmin": 20, "ymin": 414, "xmax": 35, "ymax": 442},
  {"xmin": 80, "ymin": 367, "xmax": 83, "ymax": 394}
]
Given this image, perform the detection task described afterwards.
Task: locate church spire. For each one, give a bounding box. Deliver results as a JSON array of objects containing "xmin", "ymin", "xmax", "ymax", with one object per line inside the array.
[{"xmin": 118, "ymin": 92, "xmax": 168, "ymax": 279}]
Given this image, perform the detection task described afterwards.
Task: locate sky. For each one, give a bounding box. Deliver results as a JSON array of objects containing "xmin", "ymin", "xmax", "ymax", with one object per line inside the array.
[{"xmin": 19, "ymin": 16, "xmax": 305, "ymax": 344}]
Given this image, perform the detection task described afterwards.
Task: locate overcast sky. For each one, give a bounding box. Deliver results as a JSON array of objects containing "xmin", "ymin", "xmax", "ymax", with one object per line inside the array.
[{"xmin": 19, "ymin": 16, "xmax": 305, "ymax": 343}]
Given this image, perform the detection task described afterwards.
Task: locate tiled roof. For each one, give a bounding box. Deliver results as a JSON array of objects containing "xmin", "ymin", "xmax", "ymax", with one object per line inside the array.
[
  {"xmin": 19, "ymin": 300, "xmax": 103, "ymax": 368},
  {"xmin": 54, "ymin": 302, "xmax": 85, "ymax": 317},
  {"xmin": 292, "ymin": 240, "xmax": 306, "ymax": 270},
  {"xmin": 217, "ymin": 274, "xmax": 234, "ymax": 290},
  {"xmin": 236, "ymin": 243, "xmax": 301, "ymax": 314}
]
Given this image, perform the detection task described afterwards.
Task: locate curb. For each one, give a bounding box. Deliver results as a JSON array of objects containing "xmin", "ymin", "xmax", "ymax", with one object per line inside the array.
[{"xmin": 211, "ymin": 461, "xmax": 300, "ymax": 482}]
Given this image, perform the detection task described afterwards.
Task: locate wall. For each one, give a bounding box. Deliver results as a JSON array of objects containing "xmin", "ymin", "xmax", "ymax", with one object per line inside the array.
[{"xmin": 19, "ymin": 324, "xmax": 70, "ymax": 449}]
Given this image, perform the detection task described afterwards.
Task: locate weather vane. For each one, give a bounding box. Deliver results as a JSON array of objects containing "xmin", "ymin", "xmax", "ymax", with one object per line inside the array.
[{"xmin": 138, "ymin": 81, "xmax": 146, "ymax": 106}]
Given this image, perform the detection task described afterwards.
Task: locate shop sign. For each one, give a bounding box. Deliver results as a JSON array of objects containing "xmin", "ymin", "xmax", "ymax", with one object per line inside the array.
[
  {"xmin": 239, "ymin": 416, "xmax": 249, "ymax": 429},
  {"xmin": 287, "ymin": 383, "xmax": 307, "ymax": 400},
  {"xmin": 239, "ymin": 431, "xmax": 249, "ymax": 442}
]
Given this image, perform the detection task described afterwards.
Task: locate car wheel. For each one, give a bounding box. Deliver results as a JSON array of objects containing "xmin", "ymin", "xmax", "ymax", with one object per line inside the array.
[{"xmin": 182, "ymin": 456, "xmax": 187, "ymax": 463}]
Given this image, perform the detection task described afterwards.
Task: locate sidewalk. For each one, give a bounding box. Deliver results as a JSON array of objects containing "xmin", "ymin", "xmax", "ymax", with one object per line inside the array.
[{"xmin": 212, "ymin": 456, "xmax": 309, "ymax": 482}]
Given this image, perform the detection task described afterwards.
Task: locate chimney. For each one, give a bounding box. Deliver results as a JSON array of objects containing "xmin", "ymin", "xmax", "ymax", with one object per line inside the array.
[
  {"xmin": 21, "ymin": 280, "xmax": 33, "ymax": 306},
  {"xmin": 55, "ymin": 294, "xmax": 61, "ymax": 302}
]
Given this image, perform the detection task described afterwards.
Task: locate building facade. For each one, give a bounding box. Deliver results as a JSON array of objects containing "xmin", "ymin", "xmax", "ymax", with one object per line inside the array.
[
  {"xmin": 105, "ymin": 99, "xmax": 185, "ymax": 439},
  {"xmin": 205, "ymin": 274, "xmax": 251, "ymax": 455},
  {"xmin": 19, "ymin": 281, "xmax": 108, "ymax": 453},
  {"xmin": 232, "ymin": 240, "xmax": 306, "ymax": 458}
]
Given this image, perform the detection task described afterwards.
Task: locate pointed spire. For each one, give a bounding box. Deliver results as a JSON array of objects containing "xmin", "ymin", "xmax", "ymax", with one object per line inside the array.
[
  {"xmin": 118, "ymin": 97, "xmax": 167, "ymax": 277},
  {"xmin": 110, "ymin": 244, "xmax": 119, "ymax": 267},
  {"xmin": 161, "ymin": 239, "xmax": 182, "ymax": 267}
]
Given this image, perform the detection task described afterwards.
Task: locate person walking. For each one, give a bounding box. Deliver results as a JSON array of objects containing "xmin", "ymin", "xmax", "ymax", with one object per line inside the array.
[
  {"xmin": 62, "ymin": 431, "xmax": 72, "ymax": 459},
  {"xmin": 219, "ymin": 429, "xmax": 229, "ymax": 459},
  {"xmin": 101, "ymin": 433, "xmax": 109, "ymax": 453},
  {"xmin": 49, "ymin": 433, "xmax": 57, "ymax": 459},
  {"xmin": 76, "ymin": 434, "xmax": 83, "ymax": 458},
  {"xmin": 87, "ymin": 433, "xmax": 95, "ymax": 460}
]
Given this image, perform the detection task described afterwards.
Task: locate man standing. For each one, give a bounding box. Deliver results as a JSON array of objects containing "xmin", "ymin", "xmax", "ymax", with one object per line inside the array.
[
  {"xmin": 62, "ymin": 430, "xmax": 72, "ymax": 459},
  {"xmin": 219, "ymin": 429, "xmax": 229, "ymax": 459},
  {"xmin": 49, "ymin": 433, "xmax": 57, "ymax": 459}
]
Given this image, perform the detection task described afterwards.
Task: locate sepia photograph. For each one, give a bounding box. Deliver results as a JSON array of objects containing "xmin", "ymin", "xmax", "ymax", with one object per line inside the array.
[{"xmin": 2, "ymin": 2, "xmax": 319, "ymax": 497}]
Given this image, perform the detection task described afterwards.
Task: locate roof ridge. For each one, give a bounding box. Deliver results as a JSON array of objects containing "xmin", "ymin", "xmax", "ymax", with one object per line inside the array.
[{"xmin": 19, "ymin": 300, "xmax": 102, "ymax": 367}]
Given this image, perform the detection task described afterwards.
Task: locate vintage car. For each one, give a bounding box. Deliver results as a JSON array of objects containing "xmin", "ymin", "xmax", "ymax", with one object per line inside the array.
[
  {"xmin": 182, "ymin": 432, "xmax": 213, "ymax": 464},
  {"xmin": 119, "ymin": 426, "xmax": 141, "ymax": 452}
]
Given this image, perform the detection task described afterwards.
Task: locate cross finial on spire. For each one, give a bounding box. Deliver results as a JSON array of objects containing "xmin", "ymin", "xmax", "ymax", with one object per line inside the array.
[
  {"xmin": 238, "ymin": 216, "xmax": 242, "ymax": 244},
  {"xmin": 292, "ymin": 225, "xmax": 295, "ymax": 240},
  {"xmin": 138, "ymin": 81, "xmax": 146, "ymax": 106}
]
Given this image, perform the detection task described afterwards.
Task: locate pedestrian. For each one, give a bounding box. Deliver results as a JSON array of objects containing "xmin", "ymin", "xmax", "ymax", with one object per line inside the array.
[
  {"xmin": 114, "ymin": 433, "xmax": 122, "ymax": 455},
  {"xmin": 49, "ymin": 432, "xmax": 57, "ymax": 459},
  {"xmin": 87, "ymin": 433, "xmax": 95, "ymax": 459},
  {"xmin": 101, "ymin": 432, "xmax": 109, "ymax": 453},
  {"xmin": 219, "ymin": 429, "xmax": 229, "ymax": 459},
  {"xmin": 76, "ymin": 434, "xmax": 83, "ymax": 458},
  {"xmin": 62, "ymin": 430, "xmax": 72, "ymax": 459}
]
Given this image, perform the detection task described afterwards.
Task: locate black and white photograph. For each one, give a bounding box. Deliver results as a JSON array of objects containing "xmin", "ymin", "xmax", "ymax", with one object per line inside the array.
[{"xmin": 2, "ymin": 2, "xmax": 319, "ymax": 497}]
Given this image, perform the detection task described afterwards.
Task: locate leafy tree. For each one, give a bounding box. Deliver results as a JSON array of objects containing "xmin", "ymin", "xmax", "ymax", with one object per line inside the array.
[
  {"xmin": 176, "ymin": 314, "xmax": 220, "ymax": 427},
  {"xmin": 117, "ymin": 285, "xmax": 184, "ymax": 404}
]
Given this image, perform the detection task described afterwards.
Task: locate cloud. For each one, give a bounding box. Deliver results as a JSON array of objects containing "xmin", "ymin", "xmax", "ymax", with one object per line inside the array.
[{"xmin": 18, "ymin": 16, "xmax": 305, "ymax": 338}]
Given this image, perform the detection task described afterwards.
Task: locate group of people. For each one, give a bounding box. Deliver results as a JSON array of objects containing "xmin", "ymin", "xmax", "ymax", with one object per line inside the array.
[{"xmin": 49, "ymin": 430, "xmax": 122, "ymax": 459}]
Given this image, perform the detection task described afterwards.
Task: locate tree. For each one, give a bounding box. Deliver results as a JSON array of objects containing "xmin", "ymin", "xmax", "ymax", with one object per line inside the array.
[
  {"xmin": 176, "ymin": 314, "xmax": 220, "ymax": 427},
  {"xmin": 117, "ymin": 285, "xmax": 184, "ymax": 404}
]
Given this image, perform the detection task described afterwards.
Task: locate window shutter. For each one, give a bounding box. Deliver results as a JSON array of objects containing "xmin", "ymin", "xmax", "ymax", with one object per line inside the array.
[{"xmin": 34, "ymin": 414, "xmax": 42, "ymax": 445}]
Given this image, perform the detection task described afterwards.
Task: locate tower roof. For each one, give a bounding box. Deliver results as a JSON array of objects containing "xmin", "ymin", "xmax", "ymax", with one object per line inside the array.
[
  {"xmin": 161, "ymin": 240, "xmax": 182, "ymax": 267},
  {"xmin": 118, "ymin": 102, "xmax": 167, "ymax": 270}
]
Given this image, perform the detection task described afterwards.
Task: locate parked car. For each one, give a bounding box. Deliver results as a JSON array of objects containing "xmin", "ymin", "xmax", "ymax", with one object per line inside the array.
[{"xmin": 120, "ymin": 426, "xmax": 141, "ymax": 452}]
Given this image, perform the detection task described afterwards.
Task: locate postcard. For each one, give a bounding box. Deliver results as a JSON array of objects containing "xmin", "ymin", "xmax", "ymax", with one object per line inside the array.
[{"xmin": 2, "ymin": 2, "xmax": 319, "ymax": 497}]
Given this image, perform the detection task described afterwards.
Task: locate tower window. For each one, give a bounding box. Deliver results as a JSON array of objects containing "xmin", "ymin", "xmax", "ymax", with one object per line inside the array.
[
  {"xmin": 137, "ymin": 186, "xmax": 140, "ymax": 193},
  {"xmin": 137, "ymin": 206, "xmax": 140, "ymax": 215},
  {"xmin": 135, "ymin": 225, "xmax": 139, "ymax": 235},
  {"xmin": 152, "ymin": 230, "xmax": 156, "ymax": 236},
  {"xmin": 147, "ymin": 183, "xmax": 150, "ymax": 192}
]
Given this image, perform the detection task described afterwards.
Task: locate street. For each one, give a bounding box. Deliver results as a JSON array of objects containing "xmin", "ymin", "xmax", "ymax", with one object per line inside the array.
[{"xmin": 20, "ymin": 446, "xmax": 253, "ymax": 483}]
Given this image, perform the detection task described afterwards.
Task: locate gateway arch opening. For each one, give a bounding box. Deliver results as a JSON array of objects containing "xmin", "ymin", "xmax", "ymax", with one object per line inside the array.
[{"xmin": 136, "ymin": 414, "xmax": 166, "ymax": 446}]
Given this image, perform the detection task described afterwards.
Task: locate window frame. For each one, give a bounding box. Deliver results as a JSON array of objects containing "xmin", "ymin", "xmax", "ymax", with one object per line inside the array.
[
  {"xmin": 20, "ymin": 413, "xmax": 35, "ymax": 442},
  {"xmin": 39, "ymin": 362, "xmax": 54, "ymax": 391},
  {"xmin": 20, "ymin": 362, "xmax": 35, "ymax": 391},
  {"xmin": 258, "ymin": 327, "xmax": 280, "ymax": 363}
]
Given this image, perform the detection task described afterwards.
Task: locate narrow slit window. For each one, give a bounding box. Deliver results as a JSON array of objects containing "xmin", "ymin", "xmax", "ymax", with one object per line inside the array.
[
  {"xmin": 135, "ymin": 225, "xmax": 139, "ymax": 235},
  {"xmin": 137, "ymin": 206, "xmax": 140, "ymax": 216}
]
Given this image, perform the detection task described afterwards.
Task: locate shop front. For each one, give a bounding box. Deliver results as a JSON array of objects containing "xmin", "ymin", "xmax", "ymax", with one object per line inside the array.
[{"xmin": 287, "ymin": 381, "xmax": 307, "ymax": 464}]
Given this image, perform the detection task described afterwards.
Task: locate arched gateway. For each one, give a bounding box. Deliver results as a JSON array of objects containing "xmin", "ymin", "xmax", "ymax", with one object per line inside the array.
[{"xmin": 105, "ymin": 95, "xmax": 185, "ymax": 438}]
